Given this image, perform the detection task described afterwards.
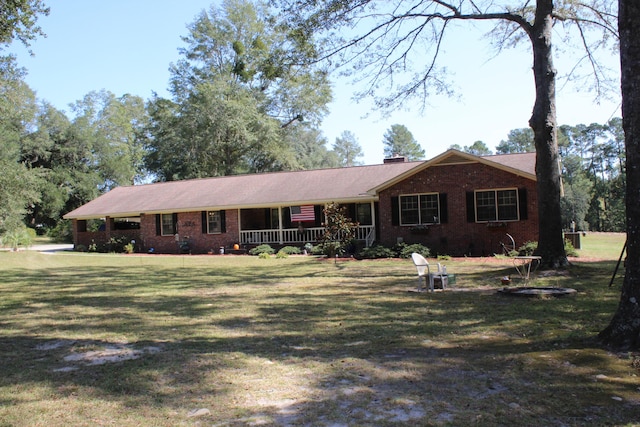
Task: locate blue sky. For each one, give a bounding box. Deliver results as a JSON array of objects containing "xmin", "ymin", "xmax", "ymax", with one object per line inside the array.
[{"xmin": 8, "ymin": 1, "xmax": 622, "ymax": 166}]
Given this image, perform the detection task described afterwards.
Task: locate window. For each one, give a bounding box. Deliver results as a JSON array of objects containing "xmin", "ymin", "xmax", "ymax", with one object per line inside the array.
[
  {"xmin": 207, "ymin": 211, "xmax": 222, "ymax": 234},
  {"xmin": 356, "ymin": 203, "xmax": 372, "ymax": 225},
  {"xmin": 475, "ymin": 189, "xmax": 519, "ymax": 222},
  {"xmin": 399, "ymin": 193, "xmax": 440, "ymax": 225},
  {"xmin": 161, "ymin": 213, "xmax": 175, "ymax": 236}
]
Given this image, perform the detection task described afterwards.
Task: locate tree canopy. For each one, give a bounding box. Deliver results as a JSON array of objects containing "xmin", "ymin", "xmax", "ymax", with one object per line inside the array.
[
  {"xmin": 0, "ymin": 0, "xmax": 49, "ymax": 50},
  {"xmin": 333, "ymin": 130, "xmax": 364, "ymax": 167},
  {"xmin": 382, "ymin": 124, "xmax": 425, "ymax": 161},
  {"xmin": 144, "ymin": 0, "xmax": 333, "ymax": 180}
]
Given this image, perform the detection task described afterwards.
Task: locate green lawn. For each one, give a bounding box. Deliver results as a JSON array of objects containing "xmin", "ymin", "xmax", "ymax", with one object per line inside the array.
[{"xmin": 1, "ymin": 233, "xmax": 638, "ymax": 426}]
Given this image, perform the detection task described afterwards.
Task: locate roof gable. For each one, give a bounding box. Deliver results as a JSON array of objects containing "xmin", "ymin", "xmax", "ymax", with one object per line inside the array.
[{"xmin": 371, "ymin": 149, "xmax": 536, "ymax": 193}]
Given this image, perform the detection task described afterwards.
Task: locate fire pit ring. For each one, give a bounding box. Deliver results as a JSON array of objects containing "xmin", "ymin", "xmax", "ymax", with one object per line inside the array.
[{"xmin": 498, "ymin": 287, "xmax": 577, "ymax": 297}]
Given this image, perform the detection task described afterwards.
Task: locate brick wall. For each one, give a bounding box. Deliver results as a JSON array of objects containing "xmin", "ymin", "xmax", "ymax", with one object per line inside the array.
[
  {"xmin": 378, "ymin": 162, "xmax": 539, "ymax": 256},
  {"xmin": 73, "ymin": 218, "xmax": 141, "ymax": 251},
  {"xmin": 138, "ymin": 210, "xmax": 240, "ymax": 254}
]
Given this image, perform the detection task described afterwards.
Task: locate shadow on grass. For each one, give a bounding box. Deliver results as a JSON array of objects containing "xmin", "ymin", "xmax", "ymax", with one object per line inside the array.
[{"xmin": 0, "ymin": 256, "xmax": 638, "ymax": 425}]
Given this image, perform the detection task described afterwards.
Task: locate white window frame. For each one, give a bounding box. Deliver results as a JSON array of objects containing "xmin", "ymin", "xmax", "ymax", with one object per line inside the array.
[
  {"xmin": 207, "ymin": 210, "xmax": 222, "ymax": 234},
  {"xmin": 160, "ymin": 213, "xmax": 174, "ymax": 236},
  {"xmin": 399, "ymin": 193, "xmax": 440, "ymax": 226},
  {"xmin": 474, "ymin": 188, "xmax": 519, "ymax": 222}
]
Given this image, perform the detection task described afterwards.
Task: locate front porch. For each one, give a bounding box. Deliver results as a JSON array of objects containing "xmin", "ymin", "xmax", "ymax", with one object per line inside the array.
[
  {"xmin": 239, "ymin": 203, "xmax": 378, "ymax": 248},
  {"xmin": 239, "ymin": 225, "xmax": 376, "ymax": 247}
]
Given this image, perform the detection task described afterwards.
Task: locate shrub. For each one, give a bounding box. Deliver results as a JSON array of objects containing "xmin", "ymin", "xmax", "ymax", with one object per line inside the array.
[
  {"xmin": 275, "ymin": 250, "xmax": 289, "ymax": 259},
  {"xmin": 124, "ymin": 242, "xmax": 135, "ymax": 254},
  {"xmin": 279, "ymin": 246, "xmax": 301, "ymax": 255},
  {"xmin": 564, "ymin": 239, "xmax": 579, "ymax": 257},
  {"xmin": 249, "ymin": 244, "xmax": 275, "ymax": 256},
  {"xmin": 1, "ymin": 227, "xmax": 34, "ymax": 250},
  {"xmin": 437, "ymin": 254, "xmax": 452, "ymax": 261},
  {"xmin": 396, "ymin": 243, "xmax": 431, "ymax": 259},
  {"xmin": 310, "ymin": 244, "xmax": 326, "ymax": 256},
  {"xmin": 258, "ymin": 251, "xmax": 271, "ymax": 259},
  {"xmin": 518, "ymin": 241, "xmax": 538, "ymax": 256},
  {"xmin": 47, "ymin": 220, "xmax": 73, "ymax": 243},
  {"xmin": 358, "ymin": 245, "xmax": 395, "ymax": 259}
]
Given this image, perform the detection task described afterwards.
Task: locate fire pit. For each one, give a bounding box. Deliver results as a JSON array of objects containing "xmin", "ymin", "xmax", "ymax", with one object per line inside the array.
[{"xmin": 498, "ymin": 287, "xmax": 577, "ymax": 297}]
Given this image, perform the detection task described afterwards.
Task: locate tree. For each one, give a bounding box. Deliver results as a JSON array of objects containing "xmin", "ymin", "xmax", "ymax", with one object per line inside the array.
[
  {"xmin": 318, "ymin": 202, "xmax": 358, "ymax": 258},
  {"xmin": 70, "ymin": 90, "xmax": 148, "ymax": 190},
  {"xmin": 559, "ymin": 154, "xmax": 593, "ymax": 231},
  {"xmin": 0, "ymin": 55, "xmax": 41, "ymax": 235},
  {"xmin": 276, "ymin": 0, "xmax": 618, "ymax": 268},
  {"xmin": 285, "ymin": 124, "xmax": 341, "ymax": 170},
  {"xmin": 559, "ymin": 121, "xmax": 626, "ymax": 232},
  {"xmin": 0, "ymin": 0, "xmax": 49, "ymax": 51},
  {"xmin": 333, "ymin": 130, "xmax": 363, "ymax": 167},
  {"xmin": 145, "ymin": 81, "xmax": 288, "ymax": 179},
  {"xmin": 496, "ymin": 128, "xmax": 535, "ymax": 154},
  {"xmin": 145, "ymin": 0, "xmax": 332, "ymax": 179},
  {"xmin": 382, "ymin": 124, "xmax": 425, "ymax": 161},
  {"xmin": 599, "ymin": 0, "xmax": 640, "ymax": 349},
  {"xmin": 463, "ymin": 141, "xmax": 493, "ymax": 156}
]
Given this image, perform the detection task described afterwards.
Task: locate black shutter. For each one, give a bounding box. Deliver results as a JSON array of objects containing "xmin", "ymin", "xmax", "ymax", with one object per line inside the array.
[
  {"xmin": 518, "ymin": 188, "xmax": 528, "ymax": 220},
  {"xmin": 466, "ymin": 192, "xmax": 476, "ymax": 223},
  {"xmin": 439, "ymin": 193, "xmax": 448, "ymax": 223},
  {"xmin": 172, "ymin": 213, "xmax": 178, "ymax": 234},
  {"xmin": 155, "ymin": 214, "xmax": 161, "ymax": 235},
  {"xmin": 220, "ymin": 210, "xmax": 226, "ymax": 233},
  {"xmin": 314, "ymin": 205, "xmax": 323, "ymax": 226},
  {"xmin": 202, "ymin": 211, "xmax": 208, "ymax": 234},
  {"xmin": 391, "ymin": 197, "xmax": 399, "ymax": 226}
]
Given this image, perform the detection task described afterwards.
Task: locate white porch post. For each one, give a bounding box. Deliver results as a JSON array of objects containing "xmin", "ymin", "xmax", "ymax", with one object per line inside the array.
[
  {"xmin": 278, "ymin": 207, "xmax": 284, "ymax": 244},
  {"xmin": 237, "ymin": 208, "xmax": 242, "ymax": 244},
  {"xmin": 369, "ymin": 201, "xmax": 376, "ymax": 247}
]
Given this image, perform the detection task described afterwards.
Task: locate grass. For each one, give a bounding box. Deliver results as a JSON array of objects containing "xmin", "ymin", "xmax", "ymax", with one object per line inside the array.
[{"xmin": 0, "ymin": 233, "xmax": 638, "ymax": 426}]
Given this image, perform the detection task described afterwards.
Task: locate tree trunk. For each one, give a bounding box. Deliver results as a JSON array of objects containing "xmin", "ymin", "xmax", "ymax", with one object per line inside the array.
[
  {"xmin": 528, "ymin": 0, "xmax": 568, "ymax": 269},
  {"xmin": 599, "ymin": 0, "xmax": 640, "ymax": 349}
]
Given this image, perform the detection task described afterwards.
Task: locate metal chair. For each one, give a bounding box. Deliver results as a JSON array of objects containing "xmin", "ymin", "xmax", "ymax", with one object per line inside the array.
[{"xmin": 411, "ymin": 252, "xmax": 448, "ymax": 292}]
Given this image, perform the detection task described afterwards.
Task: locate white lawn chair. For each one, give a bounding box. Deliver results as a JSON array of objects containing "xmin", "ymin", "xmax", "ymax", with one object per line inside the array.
[{"xmin": 411, "ymin": 252, "xmax": 448, "ymax": 292}]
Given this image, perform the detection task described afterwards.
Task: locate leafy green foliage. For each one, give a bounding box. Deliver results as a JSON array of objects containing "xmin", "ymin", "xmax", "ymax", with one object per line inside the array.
[
  {"xmin": 279, "ymin": 246, "xmax": 302, "ymax": 255},
  {"xmin": 395, "ymin": 243, "xmax": 430, "ymax": 259},
  {"xmin": 0, "ymin": 0, "xmax": 49, "ymax": 50},
  {"xmin": 249, "ymin": 244, "xmax": 275, "ymax": 255},
  {"xmin": 0, "ymin": 226, "xmax": 34, "ymax": 249},
  {"xmin": 496, "ymin": 128, "xmax": 535, "ymax": 154},
  {"xmin": 275, "ymin": 250, "xmax": 289, "ymax": 259},
  {"xmin": 318, "ymin": 203, "xmax": 357, "ymax": 257},
  {"xmin": 145, "ymin": 0, "xmax": 332, "ymax": 180},
  {"xmin": 332, "ymin": 130, "xmax": 363, "ymax": 167},
  {"xmin": 357, "ymin": 244, "xmax": 395, "ymax": 259},
  {"xmin": 382, "ymin": 124, "xmax": 424, "ymax": 161},
  {"xmin": 517, "ymin": 241, "xmax": 538, "ymax": 256}
]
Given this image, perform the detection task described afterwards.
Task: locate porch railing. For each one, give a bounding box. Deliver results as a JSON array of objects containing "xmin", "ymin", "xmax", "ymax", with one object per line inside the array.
[{"xmin": 239, "ymin": 225, "xmax": 375, "ymax": 247}]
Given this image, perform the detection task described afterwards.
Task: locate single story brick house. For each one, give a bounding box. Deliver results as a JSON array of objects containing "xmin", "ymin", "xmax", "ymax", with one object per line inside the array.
[{"xmin": 63, "ymin": 149, "xmax": 538, "ymax": 256}]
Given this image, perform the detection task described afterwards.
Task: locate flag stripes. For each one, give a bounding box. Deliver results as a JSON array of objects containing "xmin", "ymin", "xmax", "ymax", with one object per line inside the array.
[{"xmin": 290, "ymin": 205, "xmax": 315, "ymax": 222}]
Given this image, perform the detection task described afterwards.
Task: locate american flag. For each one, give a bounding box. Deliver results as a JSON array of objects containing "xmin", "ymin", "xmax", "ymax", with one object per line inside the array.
[{"xmin": 290, "ymin": 205, "xmax": 315, "ymax": 222}]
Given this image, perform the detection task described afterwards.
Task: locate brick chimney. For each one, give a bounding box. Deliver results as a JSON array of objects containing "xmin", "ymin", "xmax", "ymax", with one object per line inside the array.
[{"xmin": 383, "ymin": 155, "xmax": 408, "ymax": 164}]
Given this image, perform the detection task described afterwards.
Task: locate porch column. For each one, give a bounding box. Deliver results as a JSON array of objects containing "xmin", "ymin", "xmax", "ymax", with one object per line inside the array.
[
  {"xmin": 369, "ymin": 201, "xmax": 376, "ymax": 247},
  {"xmin": 237, "ymin": 208, "xmax": 242, "ymax": 244},
  {"xmin": 278, "ymin": 207, "xmax": 284, "ymax": 244}
]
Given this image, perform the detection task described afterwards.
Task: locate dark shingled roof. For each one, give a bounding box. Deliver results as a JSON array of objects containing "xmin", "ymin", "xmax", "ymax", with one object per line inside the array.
[
  {"xmin": 64, "ymin": 161, "xmax": 421, "ymax": 219},
  {"xmin": 64, "ymin": 150, "xmax": 537, "ymax": 219}
]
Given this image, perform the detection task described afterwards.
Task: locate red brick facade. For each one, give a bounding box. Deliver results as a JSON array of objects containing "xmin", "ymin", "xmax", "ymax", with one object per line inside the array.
[
  {"xmin": 73, "ymin": 210, "xmax": 241, "ymax": 254},
  {"xmin": 377, "ymin": 162, "xmax": 538, "ymax": 256}
]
